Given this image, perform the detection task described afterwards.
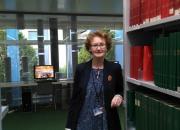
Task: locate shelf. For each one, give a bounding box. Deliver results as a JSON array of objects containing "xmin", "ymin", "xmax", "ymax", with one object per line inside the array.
[
  {"xmin": 127, "ymin": 77, "xmax": 180, "ymax": 99},
  {"xmin": 1, "ymin": 106, "xmax": 8, "ymax": 120},
  {"xmin": 127, "ymin": 15, "xmax": 180, "ymax": 32}
]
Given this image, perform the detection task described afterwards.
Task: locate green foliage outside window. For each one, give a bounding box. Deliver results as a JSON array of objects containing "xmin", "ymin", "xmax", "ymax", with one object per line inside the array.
[
  {"xmin": 0, "ymin": 30, "xmax": 6, "ymax": 81},
  {"xmin": 78, "ymin": 46, "xmax": 91, "ymax": 63},
  {"xmin": 0, "ymin": 31, "xmax": 38, "ymax": 82},
  {"xmin": 18, "ymin": 33, "xmax": 38, "ymax": 80},
  {"xmin": 0, "ymin": 30, "xmax": 6, "ymax": 41}
]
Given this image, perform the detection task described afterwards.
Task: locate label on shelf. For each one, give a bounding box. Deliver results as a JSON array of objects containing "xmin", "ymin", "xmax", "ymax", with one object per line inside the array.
[
  {"xmin": 169, "ymin": 8, "xmax": 174, "ymax": 15},
  {"xmin": 177, "ymin": 87, "xmax": 180, "ymax": 92},
  {"xmin": 174, "ymin": 9, "xmax": 179, "ymax": 15}
]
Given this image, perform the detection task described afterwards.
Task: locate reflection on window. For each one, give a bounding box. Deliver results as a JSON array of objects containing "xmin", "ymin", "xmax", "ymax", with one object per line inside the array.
[
  {"xmin": 28, "ymin": 31, "xmax": 37, "ymax": 40},
  {"xmin": 44, "ymin": 30, "xmax": 50, "ymax": 40},
  {"xmin": 44, "ymin": 45, "xmax": 51, "ymax": 65},
  {"xmin": 58, "ymin": 45, "xmax": 67, "ymax": 78}
]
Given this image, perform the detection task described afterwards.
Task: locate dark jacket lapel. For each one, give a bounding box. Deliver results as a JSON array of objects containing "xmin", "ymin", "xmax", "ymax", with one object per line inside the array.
[
  {"xmin": 82, "ymin": 60, "xmax": 92, "ymax": 93},
  {"xmin": 103, "ymin": 59, "xmax": 109, "ymax": 87}
]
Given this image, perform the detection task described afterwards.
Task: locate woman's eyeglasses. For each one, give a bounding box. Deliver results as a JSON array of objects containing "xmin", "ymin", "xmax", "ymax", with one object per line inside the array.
[{"xmin": 91, "ymin": 43, "xmax": 106, "ymax": 49}]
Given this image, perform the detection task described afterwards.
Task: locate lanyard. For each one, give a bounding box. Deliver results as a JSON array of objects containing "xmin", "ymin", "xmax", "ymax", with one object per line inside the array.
[{"xmin": 91, "ymin": 69, "xmax": 103, "ymax": 100}]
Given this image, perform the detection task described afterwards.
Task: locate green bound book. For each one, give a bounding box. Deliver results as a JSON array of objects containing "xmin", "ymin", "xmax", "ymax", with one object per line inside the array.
[
  {"xmin": 148, "ymin": 96, "xmax": 154, "ymax": 130},
  {"xmin": 172, "ymin": 32, "xmax": 177, "ymax": 91},
  {"xmin": 168, "ymin": 33, "xmax": 174, "ymax": 91},
  {"xmin": 153, "ymin": 38, "xmax": 157, "ymax": 86},
  {"xmin": 127, "ymin": 90, "xmax": 135, "ymax": 122},
  {"xmin": 155, "ymin": 98, "xmax": 160, "ymax": 130},
  {"xmin": 141, "ymin": 93, "xmax": 145, "ymax": 130},
  {"xmin": 162, "ymin": 101, "xmax": 167, "ymax": 130},
  {"xmin": 135, "ymin": 92, "xmax": 143, "ymax": 130},
  {"xmin": 152, "ymin": 97, "xmax": 157, "ymax": 130},
  {"xmin": 139, "ymin": 92, "xmax": 143, "ymax": 130},
  {"xmin": 177, "ymin": 32, "xmax": 180, "ymax": 92},
  {"xmin": 166, "ymin": 104, "xmax": 174, "ymax": 130},
  {"xmin": 154, "ymin": 37, "xmax": 161, "ymax": 87},
  {"xmin": 164, "ymin": 37, "xmax": 169, "ymax": 89},
  {"xmin": 143, "ymin": 94, "xmax": 149, "ymax": 130},
  {"xmin": 135, "ymin": 92, "xmax": 139, "ymax": 130},
  {"xmin": 162, "ymin": 36, "xmax": 166, "ymax": 89},
  {"xmin": 158, "ymin": 36, "xmax": 164, "ymax": 87},
  {"xmin": 173, "ymin": 105, "xmax": 180, "ymax": 130},
  {"xmin": 159, "ymin": 100, "xmax": 164, "ymax": 130}
]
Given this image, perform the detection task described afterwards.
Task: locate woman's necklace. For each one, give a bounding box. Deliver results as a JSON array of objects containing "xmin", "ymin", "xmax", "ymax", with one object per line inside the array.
[
  {"xmin": 96, "ymin": 68, "xmax": 100, "ymax": 79},
  {"xmin": 93, "ymin": 66, "xmax": 103, "ymax": 79},
  {"xmin": 92, "ymin": 60, "xmax": 103, "ymax": 79}
]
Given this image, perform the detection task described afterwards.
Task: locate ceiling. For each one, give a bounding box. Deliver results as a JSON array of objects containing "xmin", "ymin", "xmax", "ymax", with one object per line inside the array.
[
  {"xmin": 0, "ymin": 0, "xmax": 123, "ymax": 29},
  {"xmin": 0, "ymin": 0, "xmax": 123, "ymax": 15}
]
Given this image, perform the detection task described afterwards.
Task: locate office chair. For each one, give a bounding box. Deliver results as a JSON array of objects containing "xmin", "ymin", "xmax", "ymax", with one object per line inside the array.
[{"xmin": 32, "ymin": 82, "xmax": 56, "ymax": 111}]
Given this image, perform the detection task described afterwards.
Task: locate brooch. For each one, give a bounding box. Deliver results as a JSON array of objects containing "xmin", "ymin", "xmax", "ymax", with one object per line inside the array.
[{"xmin": 108, "ymin": 75, "xmax": 112, "ymax": 81}]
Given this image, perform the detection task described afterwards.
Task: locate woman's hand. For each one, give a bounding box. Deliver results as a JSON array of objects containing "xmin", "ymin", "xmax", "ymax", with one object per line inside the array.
[{"xmin": 111, "ymin": 95, "xmax": 123, "ymax": 108}]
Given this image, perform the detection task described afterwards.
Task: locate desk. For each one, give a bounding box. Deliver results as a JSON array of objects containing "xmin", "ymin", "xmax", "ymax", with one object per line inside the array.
[
  {"xmin": 0, "ymin": 79, "xmax": 73, "ymax": 88},
  {"xmin": 0, "ymin": 80, "xmax": 74, "ymax": 111},
  {"xmin": 52, "ymin": 79, "xmax": 73, "ymax": 109},
  {"xmin": 0, "ymin": 81, "xmax": 37, "ymax": 112},
  {"xmin": 52, "ymin": 79, "xmax": 73, "ymax": 85},
  {"xmin": 0, "ymin": 81, "xmax": 37, "ymax": 88}
]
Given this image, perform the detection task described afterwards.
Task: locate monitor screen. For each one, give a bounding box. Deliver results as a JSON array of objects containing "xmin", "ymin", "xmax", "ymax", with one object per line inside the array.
[{"xmin": 34, "ymin": 65, "xmax": 55, "ymax": 79}]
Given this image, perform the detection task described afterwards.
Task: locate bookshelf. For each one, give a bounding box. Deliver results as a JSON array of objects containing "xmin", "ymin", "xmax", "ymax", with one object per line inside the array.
[{"xmin": 124, "ymin": 0, "xmax": 180, "ymax": 130}]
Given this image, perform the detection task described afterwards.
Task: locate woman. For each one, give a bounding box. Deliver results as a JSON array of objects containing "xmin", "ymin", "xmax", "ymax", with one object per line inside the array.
[{"xmin": 66, "ymin": 31, "xmax": 123, "ymax": 130}]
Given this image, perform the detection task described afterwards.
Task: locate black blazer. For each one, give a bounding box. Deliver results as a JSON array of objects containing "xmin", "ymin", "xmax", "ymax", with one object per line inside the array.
[{"xmin": 66, "ymin": 59, "xmax": 123, "ymax": 130}]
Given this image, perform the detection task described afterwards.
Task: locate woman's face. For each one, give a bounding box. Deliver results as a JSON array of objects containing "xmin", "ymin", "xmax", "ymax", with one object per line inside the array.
[{"xmin": 89, "ymin": 36, "xmax": 107, "ymax": 59}]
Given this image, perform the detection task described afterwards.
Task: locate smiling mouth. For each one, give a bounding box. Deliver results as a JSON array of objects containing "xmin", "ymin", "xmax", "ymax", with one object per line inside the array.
[
  {"xmin": 95, "ymin": 52, "xmax": 103, "ymax": 54},
  {"xmin": 96, "ymin": 50, "xmax": 103, "ymax": 53}
]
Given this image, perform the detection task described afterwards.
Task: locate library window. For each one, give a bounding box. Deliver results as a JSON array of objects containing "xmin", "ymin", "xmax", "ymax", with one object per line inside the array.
[{"xmin": 28, "ymin": 31, "xmax": 37, "ymax": 40}]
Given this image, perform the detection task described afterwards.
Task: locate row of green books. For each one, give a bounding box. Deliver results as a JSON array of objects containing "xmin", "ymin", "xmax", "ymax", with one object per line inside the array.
[
  {"xmin": 127, "ymin": 90, "xmax": 180, "ymax": 130},
  {"xmin": 127, "ymin": 90, "xmax": 135, "ymax": 122},
  {"xmin": 153, "ymin": 31, "xmax": 180, "ymax": 91}
]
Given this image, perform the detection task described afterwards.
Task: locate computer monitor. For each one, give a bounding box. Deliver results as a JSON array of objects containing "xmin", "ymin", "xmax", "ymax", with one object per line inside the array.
[{"xmin": 34, "ymin": 65, "xmax": 55, "ymax": 79}]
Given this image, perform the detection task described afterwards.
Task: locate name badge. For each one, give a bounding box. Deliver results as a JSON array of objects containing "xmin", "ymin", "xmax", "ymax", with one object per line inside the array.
[{"xmin": 93, "ymin": 107, "xmax": 104, "ymax": 116}]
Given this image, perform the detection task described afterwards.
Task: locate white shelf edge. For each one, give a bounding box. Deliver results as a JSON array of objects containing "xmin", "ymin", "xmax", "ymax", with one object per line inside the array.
[
  {"xmin": 1, "ymin": 106, "xmax": 8, "ymax": 120},
  {"xmin": 126, "ymin": 77, "xmax": 180, "ymax": 99},
  {"xmin": 127, "ymin": 15, "xmax": 180, "ymax": 32}
]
